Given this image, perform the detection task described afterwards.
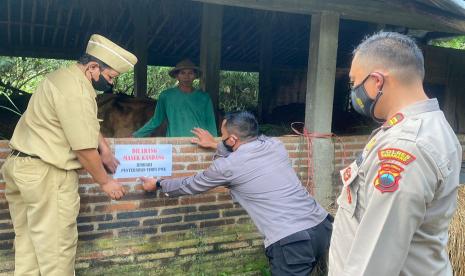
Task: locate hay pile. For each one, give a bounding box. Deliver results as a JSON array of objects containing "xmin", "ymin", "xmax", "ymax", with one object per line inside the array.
[{"xmin": 449, "ymin": 185, "xmax": 465, "ymax": 276}]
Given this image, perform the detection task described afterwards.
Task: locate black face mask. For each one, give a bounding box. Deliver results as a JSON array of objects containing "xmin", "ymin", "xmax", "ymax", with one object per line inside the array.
[
  {"xmin": 92, "ymin": 73, "xmax": 113, "ymax": 92},
  {"xmin": 350, "ymin": 74, "xmax": 384, "ymax": 123},
  {"xmin": 222, "ymin": 138, "xmax": 235, "ymax": 152}
]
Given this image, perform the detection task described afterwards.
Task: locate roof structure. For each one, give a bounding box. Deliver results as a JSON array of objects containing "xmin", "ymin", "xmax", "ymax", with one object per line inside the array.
[{"xmin": 0, "ymin": 0, "xmax": 464, "ymax": 71}]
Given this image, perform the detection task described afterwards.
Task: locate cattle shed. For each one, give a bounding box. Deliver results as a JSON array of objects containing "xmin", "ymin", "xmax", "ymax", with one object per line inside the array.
[
  {"xmin": 1, "ymin": 0, "xmax": 465, "ymax": 215},
  {"xmin": 1, "ymin": 1, "xmax": 465, "ymax": 274}
]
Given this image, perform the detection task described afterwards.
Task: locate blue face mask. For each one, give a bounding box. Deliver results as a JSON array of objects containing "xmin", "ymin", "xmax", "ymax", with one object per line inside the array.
[{"xmin": 350, "ymin": 74, "xmax": 385, "ymax": 123}]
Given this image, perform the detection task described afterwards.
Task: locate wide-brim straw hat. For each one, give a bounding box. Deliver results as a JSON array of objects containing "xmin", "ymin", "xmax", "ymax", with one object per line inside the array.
[{"xmin": 168, "ymin": 59, "xmax": 202, "ymax": 78}]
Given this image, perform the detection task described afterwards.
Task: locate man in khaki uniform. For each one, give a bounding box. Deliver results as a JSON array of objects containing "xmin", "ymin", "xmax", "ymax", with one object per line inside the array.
[
  {"xmin": 1, "ymin": 34, "xmax": 137, "ymax": 276},
  {"xmin": 329, "ymin": 32, "xmax": 462, "ymax": 276}
]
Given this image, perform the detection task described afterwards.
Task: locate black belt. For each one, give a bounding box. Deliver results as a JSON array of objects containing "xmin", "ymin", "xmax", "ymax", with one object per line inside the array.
[{"xmin": 10, "ymin": 149, "xmax": 40, "ymax": 159}]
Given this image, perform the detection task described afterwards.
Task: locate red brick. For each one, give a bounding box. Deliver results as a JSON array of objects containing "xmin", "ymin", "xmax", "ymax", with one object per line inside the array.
[
  {"xmin": 172, "ymin": 155, "xmax": 199, "ymax": 163},
  {"xmin": 186, "ymin": 163, "xmax": 210, "ymax": 171},
  {"xmin": 206, "ymin": 187, "xmax": 228, "ymax": 194},
  {"xmin": 0, "ymin": 141, "xmax": 9, "ymax": 148},
  {"xmin": 80, "ymin": 195, "xmax": 111, "ymax": 204},
  {"xmin": 345, "ymin": 144, "xmax": 365, "ymax": 150},
  {"xmin": 173, "ymin": 164, "xmax": 185, "ymax": 171},
  {"xmin": 0, "ymin": 183, "xmax": 4, "ymax": 190},
  {"xmin": 80, "ymin": 205, "xmax": 91, "ymax": 213},
  {"xmin": 139, "ymin": 198, "xmax": 179, "ymax": 209},
  {"xmin": 94, "ymin": 202, "xmax": 138, "ymax": 213},
  {"xmin": 199, "ymin": 155, "xmax": 215, "ymax": 162},
  {"xmin": 171, "ymin": 172, "xmax": 195, "ymax": 178},
  {"xmin": 285, "ymin": 145, "xmax": 297, "ymax": 151},
  {"xmin": 180, "ymin": 146, "xmax": 211, "ymax": 153},
  {"xmin": 180, "ymin": 195, "xmax": 216, "ymax": 205},
  {"xmin": 78, "ymin": 177, "xmax": 96, "ymax": 185},
  {"xmin": 217, "ymin": 194, "xmax": 232, "ymax": 201},
  {"xmin": 288, "ymin": 152, "xmax": 308, "ymax": 158}
]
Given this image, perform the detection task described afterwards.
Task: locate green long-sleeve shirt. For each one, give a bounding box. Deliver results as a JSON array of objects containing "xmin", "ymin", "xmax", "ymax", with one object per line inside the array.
[{"xmin": 133, "ymin": 87, "xmax": 217, "ymax": 137}]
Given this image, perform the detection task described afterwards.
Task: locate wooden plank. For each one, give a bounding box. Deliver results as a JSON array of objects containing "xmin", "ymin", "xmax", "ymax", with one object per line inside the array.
[
  {"xmin": 132, "ymin": 2, "xmax": 149, "ymax": 98},
  {"xmin": 200, "ymin": 3, "xmax": 223, "ymax": 125},
  {"xmin": 257, "ymin": 12, "xmax": 273, "ymax": 121},
  {"xmin": 193, "ymin": 0, "xmax": 465, "ymax": 33}
]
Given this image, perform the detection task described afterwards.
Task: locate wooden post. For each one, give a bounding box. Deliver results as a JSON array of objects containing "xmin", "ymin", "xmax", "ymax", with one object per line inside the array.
[
  {"xmin": 133, "ymin": 3, "xmax": 148, "ymax": 98},
  {"xmin": 305, "ymin": 12, "xmax": 340, "ymax": 208},
  {"xmin": 258, "ymin": 12, "xmax": 273, "ymax": 122},
  {"xmin": 200, "ymin": 3, "xmax": 223, "ymax": 126}
]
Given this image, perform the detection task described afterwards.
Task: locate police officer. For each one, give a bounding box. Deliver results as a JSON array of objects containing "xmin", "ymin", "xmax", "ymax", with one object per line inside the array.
[
  {"xmin": 140, "ymin": 111, "xmax": 333, "ymax": 275},
  {"xmin": 1, "ymin": 34, "xmax": 136, "ymax": 275},
  {"xmin": 328, "ymin": 32, "xmax": 462, "ymax": 276}
]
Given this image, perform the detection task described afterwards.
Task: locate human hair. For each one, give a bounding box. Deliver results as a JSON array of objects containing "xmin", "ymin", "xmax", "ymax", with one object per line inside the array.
[
  {"xmin": 224, "ymin": 111, "xmax": 259, "ymax": 141},
  {"xmin": 77, "ymin": 53, "xmax": 110, "ymax": 70},
  {"xmin": 353, "ymin": 31, "xmax": 425, "ymax": 82}
]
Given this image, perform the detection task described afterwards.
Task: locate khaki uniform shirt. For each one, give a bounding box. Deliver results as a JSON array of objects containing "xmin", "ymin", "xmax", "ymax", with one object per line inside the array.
[
  {"xmin": 10, "ymin": 64, "xmax": 100, "ymax": 170},
  {"xmin": 329, "ymin": 99, "xmax": 462, "ymax": 276}
]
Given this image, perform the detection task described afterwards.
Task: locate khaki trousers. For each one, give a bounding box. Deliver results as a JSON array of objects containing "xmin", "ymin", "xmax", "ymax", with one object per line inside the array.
[{"xmin": 2, "ymin": 155, "xmax": 80, "ymax": 276}]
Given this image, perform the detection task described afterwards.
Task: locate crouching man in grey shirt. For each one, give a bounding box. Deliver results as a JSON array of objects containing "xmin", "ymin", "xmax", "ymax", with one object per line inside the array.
[{"xmin": 141, "ymin": 111, "xmax": 332, "ymax": 275}]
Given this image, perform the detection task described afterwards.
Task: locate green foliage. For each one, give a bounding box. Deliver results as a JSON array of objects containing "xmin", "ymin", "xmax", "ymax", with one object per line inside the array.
[
  {"xmin": 113, "ymin": 66, "xmax": 179, "ymax": 98},
  {"xmin": 0, "ymin": 56, "xmax": 259, "ymax": 111},
  {"xmin": 219, "ymin": 71, "xmax": 258, "ymax": 113},
  {"xmin": 0, "ymin": 56, "xmax": 70, "ymax": 93},
  {"xmin": 431, "ymin": 36, "xmax": 465, "ymax": 50}
]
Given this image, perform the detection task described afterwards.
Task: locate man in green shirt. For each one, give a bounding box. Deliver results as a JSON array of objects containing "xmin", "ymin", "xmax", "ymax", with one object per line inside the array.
[{"xmin": 133, "ymin": 59, "xmax": 217, "ymax": 137}]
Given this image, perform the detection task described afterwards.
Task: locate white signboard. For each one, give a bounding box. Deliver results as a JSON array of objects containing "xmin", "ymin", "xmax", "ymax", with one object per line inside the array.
[{"xmin": 114, "ymin": 144, "xmax": 172, "ymax": 178}]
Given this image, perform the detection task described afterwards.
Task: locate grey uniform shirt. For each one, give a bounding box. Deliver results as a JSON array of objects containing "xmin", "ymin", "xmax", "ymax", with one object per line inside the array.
[
  {"xmin": 329, "ymin": 99, "xmax": 462, "ymax": 276},
  {"xmin": 160, "ymin": 135, "xmax": 328, "ymax": 247}
]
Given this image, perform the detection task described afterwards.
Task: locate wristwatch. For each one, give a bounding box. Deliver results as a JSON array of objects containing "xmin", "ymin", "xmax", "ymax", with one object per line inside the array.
[{"xmin": 156, "ymin": 179, "xmax": 162, "ymax": 189}]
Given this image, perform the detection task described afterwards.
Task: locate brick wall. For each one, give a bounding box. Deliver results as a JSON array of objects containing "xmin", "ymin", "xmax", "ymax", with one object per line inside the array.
[
  {"xmin": 1, "ymin": 135, "xmax": 464, "ymax": 275},
  {"xmin": 0, "ymin": 137, "xmax": 311, "ymax": 275}
]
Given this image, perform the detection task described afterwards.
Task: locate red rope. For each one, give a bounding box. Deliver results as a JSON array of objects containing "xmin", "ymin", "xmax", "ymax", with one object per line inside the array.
[{"xmin": 290, "ymin": 122, "xmax": 348, "ymax": 196}]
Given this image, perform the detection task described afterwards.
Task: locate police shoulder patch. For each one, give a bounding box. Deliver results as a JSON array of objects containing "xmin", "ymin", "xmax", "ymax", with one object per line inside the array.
[
  {"xmin": 378, "ymin": 148, "xmax": 416, "ymax": 165},
  {"xmin": 374, "ymin": 162, "xmax": 403, "ymax": 193}
]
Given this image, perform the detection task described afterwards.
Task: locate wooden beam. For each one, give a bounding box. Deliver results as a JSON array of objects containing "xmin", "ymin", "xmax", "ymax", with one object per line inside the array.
[
  {"xmin": 148, "ymin": 16, "xmax": 169, "ymax": 47},
  {"xmin": 304, "ymin": 11, "xmax": 340, "ymax": 206},
  {"xmin": 200, "ymin": 3, "xmax": 223, "ymax": 127},
  {"xmin": 41, "ymin": 1, "xmax": 50, "ymax": 45},
  {"xmin": 19, "ymin": 0, "xmax": 24, "ymax": 46},
  {"xmin": 52, "ymin": 9, "xmax": 63, "ymax": 46},
  {"xmin": 30, "ymin": 0, "xmax": 37, "ymax": 45},
  {"xmin": 7, "ymin": 0, "xmax": 11, "ymax": 46},
  {"xmin": 74, "ymin": 9, "xmax": 87, "ymax": 48},
  {"xmin": 132, "ymin": 2, "xmax": 149, "ymax": 98},
  {"xmin": 257, "ymin": 12, "xmax": 273, "ymax": 122},
  {"xmin": 193, "ymin": 0, "xmax": 465, "ymax": 34},
  {"xmin": 62, "ymin": 5, "xmax": 75, "ymax": 48}
]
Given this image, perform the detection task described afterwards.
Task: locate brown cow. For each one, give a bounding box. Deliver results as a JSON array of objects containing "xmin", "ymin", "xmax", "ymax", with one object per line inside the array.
[
  {"xmin": 97, "ymin": 93, "xmax": 166, "ymax": 137},
  {"xmin": 0, "ymin": 92, "xmax": 166, "ymax": 140}
]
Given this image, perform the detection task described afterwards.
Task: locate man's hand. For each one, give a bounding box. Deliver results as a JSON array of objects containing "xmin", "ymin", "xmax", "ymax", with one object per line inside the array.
[
  {"xmin": 140, "ymin": 176, "xmax": 158, "ymax": 192},
  {"xmin": 101, "ymin": 178, "xmax": 126, "ymax": 200},
  {"xmin": 191, "ymin": 128, "xmax": 217, "ymax": 149},
  {"xmin": 100, "ymin": 150, "xmax": 120, "ymax": 174}
]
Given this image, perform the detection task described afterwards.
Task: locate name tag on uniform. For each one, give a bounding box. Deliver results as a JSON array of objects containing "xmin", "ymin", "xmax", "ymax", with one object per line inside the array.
[
  {"xmin": 340, "ymin": 161, "xmax": 358, "ymax": 187},
  {"xmin": 339, "ymin": 161, "xmax": 359, "ymax": 204}
]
